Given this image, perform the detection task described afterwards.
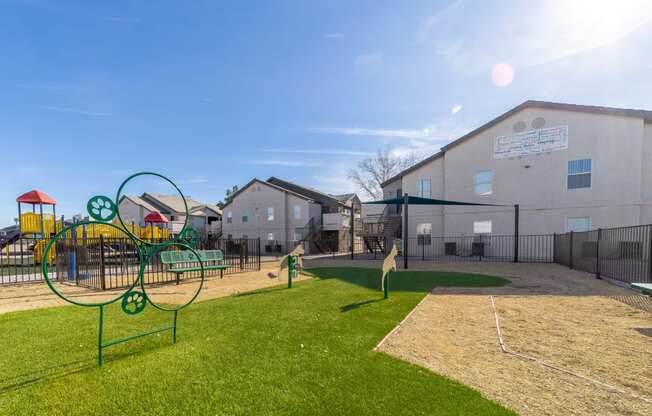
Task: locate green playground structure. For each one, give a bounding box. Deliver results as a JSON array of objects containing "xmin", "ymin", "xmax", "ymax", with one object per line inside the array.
[{"xmin": 41, "ymin": 172, "xmax": 207, "ymax": 366}]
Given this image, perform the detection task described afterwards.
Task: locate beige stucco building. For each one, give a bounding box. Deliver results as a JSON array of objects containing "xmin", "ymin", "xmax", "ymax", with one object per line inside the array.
[
  {"xmin": 221, "ymin": 177, "xmax": 360, "ymax": 253},
  {"xmin": 381, "ymin": 101, "xmax": 652, "ymax": 238}
]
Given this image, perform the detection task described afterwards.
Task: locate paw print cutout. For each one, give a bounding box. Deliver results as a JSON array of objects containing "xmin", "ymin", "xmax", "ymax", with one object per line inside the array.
[
  {"xmin": 87, "ymin": 195, "xmax": 117, "ymax": 222},
  {"xmin": 121, "ymin": 290, "xmax": 146, "ymax": 315}
]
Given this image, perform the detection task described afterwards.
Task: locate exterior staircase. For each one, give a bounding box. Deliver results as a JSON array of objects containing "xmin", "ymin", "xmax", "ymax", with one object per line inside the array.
[
  {"xmin": 361, "ymin": 205, "xmax": 401, "ymax": 254},
  {"xmin": 296, "ymin": 218, "xmax": 331, "ymax": 254}
]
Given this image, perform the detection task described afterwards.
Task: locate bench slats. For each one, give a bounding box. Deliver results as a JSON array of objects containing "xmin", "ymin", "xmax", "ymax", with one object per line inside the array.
[{"xmin": 160, "ymin": 249, "xmax": 224, "ymax": 264}]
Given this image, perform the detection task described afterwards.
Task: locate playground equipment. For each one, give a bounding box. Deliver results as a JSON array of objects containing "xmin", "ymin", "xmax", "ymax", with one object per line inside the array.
[
  {"xmin": 41, "ymin": 172, "xmax": 206, "ymax": 366},
  {"xmin": 16, "ymin": 190, "xmax": 58, "ymax": 238}
]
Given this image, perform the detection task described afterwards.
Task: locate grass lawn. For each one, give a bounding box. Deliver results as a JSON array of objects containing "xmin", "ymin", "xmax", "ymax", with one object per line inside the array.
[{"xmin": 0, "ymin": 267, "xmax": 513, "ymax": 415}]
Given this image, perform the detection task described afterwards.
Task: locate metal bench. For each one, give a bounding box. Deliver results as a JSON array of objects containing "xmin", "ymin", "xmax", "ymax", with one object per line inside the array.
[
  {"xmin": 631, "ymin": 282, "xmax": 652, "ymax": 296},
  {"xmin": 160, "ymin": 249, "xmax": 229, "ymax": 284}
]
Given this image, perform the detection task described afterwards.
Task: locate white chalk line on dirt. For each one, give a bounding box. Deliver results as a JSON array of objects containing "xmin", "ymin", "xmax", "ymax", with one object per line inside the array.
[
  {"xmin": 489, "ymin": 295, "xmax": 652, "ymax": 405},
  {"xmin": 374, "ymin": 293, "xmax": 429, "ymax": 352}
]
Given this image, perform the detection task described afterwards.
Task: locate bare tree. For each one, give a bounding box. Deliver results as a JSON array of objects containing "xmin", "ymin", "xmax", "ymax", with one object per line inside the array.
[{"xmin": 348, "ymin": 149, "xmax": 419, "ymax": 200}]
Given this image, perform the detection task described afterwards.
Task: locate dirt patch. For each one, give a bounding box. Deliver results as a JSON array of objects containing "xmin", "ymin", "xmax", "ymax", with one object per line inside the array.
[
  {"xmin": 338, "ymin": 261, "xmax": 652, "ymax": 416},
  {"xmin": 0, "ymin": 261, "xmax": 309, "ymax": 314}
]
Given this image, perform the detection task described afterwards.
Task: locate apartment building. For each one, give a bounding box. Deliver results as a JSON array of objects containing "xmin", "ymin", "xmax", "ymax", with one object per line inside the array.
[
  {"xmin": 221, "ymin": 177, "xmax": 360, "ymax": 253},
  {"xmin": 380, "ymin": 100, "xmax": 652, "ymax": 240}
]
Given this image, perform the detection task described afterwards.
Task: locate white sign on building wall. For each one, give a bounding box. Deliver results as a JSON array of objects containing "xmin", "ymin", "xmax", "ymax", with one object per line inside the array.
[{"xmin": 494, "ymin": 125, "xmax": 568, "ymax": 159}]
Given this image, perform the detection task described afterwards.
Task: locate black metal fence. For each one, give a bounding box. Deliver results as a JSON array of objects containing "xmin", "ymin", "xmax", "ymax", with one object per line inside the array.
[
  {"xmin": 310, "ymin": 234, "xmax": 554, "ymax": 263},
  {"xmin": 3, "ymin": 225, "xmax": 651, "ymax": 288},
  {"xmin": 0, "ymin": 237, "xmax": 261, "ymax": 288},
  {"xmin": 554, "ymin": 224, "xmax": 652, "ymax": 284},
  {"xmin": 0, "ymin": 236, "xmax": 51, "ymax": 284}
]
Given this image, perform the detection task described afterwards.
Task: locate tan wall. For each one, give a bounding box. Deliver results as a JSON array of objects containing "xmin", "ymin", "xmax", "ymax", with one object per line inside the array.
[
  {"xmin": 392, "ymin": 107, "xmax": 650, "ymax": 236},
  {"xmin": 221, "ymin": 181, "xmax": 314, "ymax": 248}
]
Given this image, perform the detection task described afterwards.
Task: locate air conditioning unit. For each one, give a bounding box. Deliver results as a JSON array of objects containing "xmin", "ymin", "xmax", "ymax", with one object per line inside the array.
[
  {"xmin": 444, "ymin": 242, "xmax": 457, "ymax": 256},
  {"xmin": 472, "ymin": 242, "xmax": 485, "ymax": 257}
]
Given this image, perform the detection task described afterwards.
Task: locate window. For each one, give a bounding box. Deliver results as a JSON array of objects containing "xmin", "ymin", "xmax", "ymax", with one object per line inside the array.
[
  {"xmin": 568, "ymin": 159, "xmax": 591, "ymax": 189},
  {"xmin": 293, "ymin": 231, "xmax": 301, "ymax": 241},
  {"xmin": 242, "ymin": 210, "xmax": 248, "ymax": 223},
  {"xmin": 417, "ymin": 223, "xmax": 432, "ymax": 246},
  {"xmin": 566, "ymin": 217, "xmax": 591, "ymax": 232},
  {"xmin": 226, "ymin": 211, "xmax": 232, "ymax": 224},
  {"xmin": 473, "ymin": 220, "xmax": 492, "ymax": 234},
  {"xmin": 416, "ymin": 179, "xmax": 431, "ymax": 198},
  {"xmin": 267, "ymin": 233, "xmax": 275, "ymax": 241},
  {"xmin": 474, "ymin": 170, "xmax": 493, "ymax": 195},
  {"xmin": 294, "ymin": 205, "xmax": 301, "ymax": 219},
  {"xmin": 227, "ymin": 234, "xmax": 232, "ymax": 239},
  {"xmin": 267, "ymin": 207, "xmax": 274, "ymax": 221}
]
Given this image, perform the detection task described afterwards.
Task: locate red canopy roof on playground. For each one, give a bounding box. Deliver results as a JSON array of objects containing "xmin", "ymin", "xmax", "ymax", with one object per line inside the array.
[
  {"xmin": 144, "ymin": 211, "xmax": 169, "ymax": 223},
  {"xmin": 16, "ymin": 190, "xmax": 56, "ymax": 205}
]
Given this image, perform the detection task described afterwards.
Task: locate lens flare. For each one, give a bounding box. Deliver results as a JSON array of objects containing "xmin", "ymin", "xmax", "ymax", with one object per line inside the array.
[{"xmin": 491, "ymin": 63, "xmax": 514, "ymax": 87}]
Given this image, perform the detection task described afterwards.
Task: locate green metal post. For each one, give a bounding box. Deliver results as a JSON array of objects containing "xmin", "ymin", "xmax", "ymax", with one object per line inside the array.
[
  {"xmin": 288, "ymin": 255, "xmax": 294, "ymax": 288},
  {"xmin": 98, "ymin": 305, "xmax": 104, "ymax": 366},
  {"xmin": 384, "ymin": 273, "xmax": 389, "ymax": 299},
  {"xmin": 173, "ymin": 310, "xmax": 178, "ymax": 344}
]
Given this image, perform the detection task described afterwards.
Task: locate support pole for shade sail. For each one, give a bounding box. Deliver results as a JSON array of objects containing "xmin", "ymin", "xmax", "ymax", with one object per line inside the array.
[
  {"xmin": 513, "ymin": 204, "xmax": 519, "ymax": 263},
  {"xmin": 403, "ymin": 193, "xmax": 408, "ymax": 270}
]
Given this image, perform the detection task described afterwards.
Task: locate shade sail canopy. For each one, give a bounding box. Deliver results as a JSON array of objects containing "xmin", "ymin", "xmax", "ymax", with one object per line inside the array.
[
  {"xmin": 16, "ymin": 190, "xmax": 56, "ymax": 205},
  {"xmin": 144, "ymin": 211, "xmax": 169, "ymax": 223},
  {"xmin": 362, "ymin": 196, "xmax": 505, "ymax": 207}
]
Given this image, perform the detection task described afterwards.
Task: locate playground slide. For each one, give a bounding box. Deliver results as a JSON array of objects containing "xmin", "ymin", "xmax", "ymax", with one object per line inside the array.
[{"xmin": 0, "ymin": 228, "xmax": 20, "ymax": 250}]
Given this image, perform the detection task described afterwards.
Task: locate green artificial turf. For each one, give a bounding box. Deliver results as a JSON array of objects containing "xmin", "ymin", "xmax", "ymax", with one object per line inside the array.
[{"xmin": 0, "ymin": 267, "xmax": 513, "ymax": 415}]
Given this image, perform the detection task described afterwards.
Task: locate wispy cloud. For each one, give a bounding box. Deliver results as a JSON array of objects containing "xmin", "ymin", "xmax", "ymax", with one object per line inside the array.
[
  {"xmin": 324, "ymin": 32, "xmax": 346, "ymax": 39},
  {"xmin": 307, "ymin": 126, "xmax": 454, "ymax": 141},
  {"xmin": 175, "ymin": 176, "xmax": 211, "ymax": 185},
  {"xmin": 0, "ymin": 82, "xmax": 82, "ymax": 91},
  {"xmin": 246, "ymin": 160, "xmax": 322, "ymax": 168},
  {"xmin": 257, "ymin": 148, "xmax": 373, "ymax": 156},
  {"xmin": 34, "ymin": 105, "xmax": 118, "ymax": 116}
]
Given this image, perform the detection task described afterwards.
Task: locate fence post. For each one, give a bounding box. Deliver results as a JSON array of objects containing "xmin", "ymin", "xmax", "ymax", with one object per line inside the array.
[
  {"xmin": 569, "ymin": 231, "xmax": 574, "ymax": 270},
  {"xmin": 350, "ymin": 207, "xmax": 354, "ymax": 260},
  {"xmin": 258, "ymin": 238, "xmax": 261, "ymax": 271},
  {"xmin": 513, "ymin": 204, "xmax": 519, "ymax": 263},
  {"xmin": 552, "ymin": 233, "xmax": 557, "ymax": 263},
  {"xmin": 99, "ymin": 234, "xmax": 106, "ymax": 290},
  {"xmin": 596, "ymin": 228, "xmax": 601, "ymax": 279},
  {"xmin": 239, "ymin": 239, "xmax": 244, "ymax": 270},
  {"xmin": 648, "ymin": 225, "xmax": 652, "ymax": 283}
]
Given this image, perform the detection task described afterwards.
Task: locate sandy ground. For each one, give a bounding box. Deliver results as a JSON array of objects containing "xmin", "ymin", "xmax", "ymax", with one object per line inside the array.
[
  {"xmin": 304, "ymin": 260, "xmax": 652, "ymax": 416},
  {"xmin": 0, "ymin": 261, "xmax": 309, "ymax": 314}
]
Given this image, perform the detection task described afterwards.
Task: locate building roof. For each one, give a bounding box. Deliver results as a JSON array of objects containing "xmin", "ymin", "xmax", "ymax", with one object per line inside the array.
[
  {"xmin": 381, "ymin": 100, "xmax": 652, "ymax": 187},
  {"xmin": 222, "ymin": 178, "xmax": 314, "ymax": 209},
  {"xmin": 121, "ymin": 194, "xmax": 221, "ymax": 217},
  {"xmin": 16, "ymin": 190, "xmax": 56, "ymax": 205},
  {"xmin": 142, "ymin": 193, "xmax": 222, "ymax": 217},
  {"xmin": 332, "ymin": 193, "xmax": 355, "ymax": 203},
  {"xmin": 267, "ymin": 177, "xmax": 352, "ymax": 207},
  {"xmin": 120, "ymin": 195, "xmax": 160, "ymax": 212}
]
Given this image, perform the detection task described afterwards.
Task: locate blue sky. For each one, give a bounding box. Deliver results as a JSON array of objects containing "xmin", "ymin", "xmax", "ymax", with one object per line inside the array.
[{"xmin": 2, "ymin": 0, "xmax": 652, "ymax": 224}]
